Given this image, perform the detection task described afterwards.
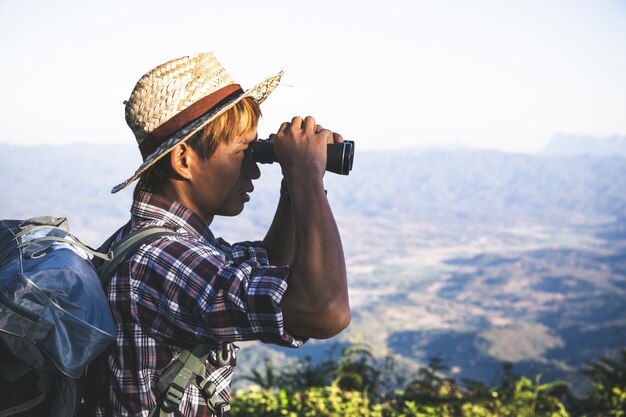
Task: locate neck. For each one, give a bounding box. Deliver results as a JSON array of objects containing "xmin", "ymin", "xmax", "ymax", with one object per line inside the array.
[{"xmin": 160, "ymin": 180, "xmax": 214, "ymax": 226}]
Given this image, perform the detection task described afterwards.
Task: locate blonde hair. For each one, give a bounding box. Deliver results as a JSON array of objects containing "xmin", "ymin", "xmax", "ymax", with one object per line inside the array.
[
  {"xmin": 136, "ymin": 97, "xmax": 261, "ymax": 195},
  {"xmin": 187, "ymin": 97, "xmax": 261, "ymax": 158}
]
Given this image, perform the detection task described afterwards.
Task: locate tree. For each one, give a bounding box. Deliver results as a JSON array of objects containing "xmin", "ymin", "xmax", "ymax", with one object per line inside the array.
[{"xmin": 574, "ymin": 349, "xmax": 626, "ymax": 417}]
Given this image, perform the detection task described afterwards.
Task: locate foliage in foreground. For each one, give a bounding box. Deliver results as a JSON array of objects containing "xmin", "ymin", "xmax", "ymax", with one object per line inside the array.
[{"xmin": 231, "ymin": 344, "xmax": 626, "ymax": 417}]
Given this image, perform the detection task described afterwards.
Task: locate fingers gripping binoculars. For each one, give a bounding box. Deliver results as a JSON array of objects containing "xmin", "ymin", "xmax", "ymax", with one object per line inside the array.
[{"xmin": 250, "ymin": 140, "xmax": 355, "ymax": 175}]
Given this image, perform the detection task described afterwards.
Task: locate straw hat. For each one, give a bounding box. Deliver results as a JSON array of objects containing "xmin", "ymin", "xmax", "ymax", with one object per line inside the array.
[{"xmin": 111, "ymin": 52, "xmax": 282, "ymax": 193}]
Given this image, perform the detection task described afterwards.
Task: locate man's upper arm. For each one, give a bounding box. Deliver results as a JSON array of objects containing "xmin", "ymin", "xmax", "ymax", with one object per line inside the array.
[{"xmin": 132, "ymin": 237, "xmax": 306, "ymax": 347}]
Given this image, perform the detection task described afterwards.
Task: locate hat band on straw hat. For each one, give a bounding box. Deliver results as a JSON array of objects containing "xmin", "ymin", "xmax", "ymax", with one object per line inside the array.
[{"xmin": 139, "ymin": 84, "xmax": 244, "ymax": 159}]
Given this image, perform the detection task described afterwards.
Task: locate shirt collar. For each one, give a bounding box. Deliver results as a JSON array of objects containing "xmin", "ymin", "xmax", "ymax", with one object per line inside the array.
[{"xmin": 131, "ymin": 190, "xmax": 215, "ymax": 242}]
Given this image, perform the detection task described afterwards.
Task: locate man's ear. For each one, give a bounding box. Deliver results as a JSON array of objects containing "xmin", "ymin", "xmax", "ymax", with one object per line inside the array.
[{"xmin": 169, "ymin": 142, "xmax": 194, "ymax": 180}]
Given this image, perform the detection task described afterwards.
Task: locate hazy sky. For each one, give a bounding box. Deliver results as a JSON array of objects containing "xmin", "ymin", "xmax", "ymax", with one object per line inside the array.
[{"xmin": 1, "ymin": 0, "xmax": 625, "ymax": 153}]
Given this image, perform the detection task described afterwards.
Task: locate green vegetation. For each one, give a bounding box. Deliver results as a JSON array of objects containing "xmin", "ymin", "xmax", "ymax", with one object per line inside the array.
[{"xmin": 232, "ymin": 344, "xmax": 626, "ymax": 417}]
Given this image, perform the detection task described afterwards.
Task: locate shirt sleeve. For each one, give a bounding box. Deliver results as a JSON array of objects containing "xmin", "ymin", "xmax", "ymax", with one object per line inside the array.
[
  {"xmin": 215, "ymin": 238, "xmax": 273, "ymax": 266},
  {"xmin": 129, "ymin": 236, "xmax": 306, "ymax": 348}
]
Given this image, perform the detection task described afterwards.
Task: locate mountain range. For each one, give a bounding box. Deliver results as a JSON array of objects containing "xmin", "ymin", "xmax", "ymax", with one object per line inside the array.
[{"xmin": 1, "ymin": 141, "xmax": 625, "ymax": 392}]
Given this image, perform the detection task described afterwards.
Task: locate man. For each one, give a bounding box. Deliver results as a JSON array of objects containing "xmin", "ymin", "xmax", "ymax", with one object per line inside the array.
[{"xmin": 89, "ymin": 52, "xmax": 350, "ymax": 416}]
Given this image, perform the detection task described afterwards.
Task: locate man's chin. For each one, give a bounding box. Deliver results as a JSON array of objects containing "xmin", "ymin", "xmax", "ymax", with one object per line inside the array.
[{"xmin": 216, "ymin": 204, "xmax": 245, "ymax": 217}]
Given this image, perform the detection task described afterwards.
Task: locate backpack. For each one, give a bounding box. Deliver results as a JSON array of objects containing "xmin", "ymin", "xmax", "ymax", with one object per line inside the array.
[{"xmin": 0, "ymin": 217, "xmax": 233, "ymax": 417}]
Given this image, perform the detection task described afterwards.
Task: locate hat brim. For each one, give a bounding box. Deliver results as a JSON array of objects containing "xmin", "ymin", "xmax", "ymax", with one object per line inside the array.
[{"xmin": 111, "ymin": 71, "xmax": 283, "ymax": 194}]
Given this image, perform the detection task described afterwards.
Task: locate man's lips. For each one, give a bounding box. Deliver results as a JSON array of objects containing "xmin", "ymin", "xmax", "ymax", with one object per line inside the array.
[{"xmin": 241, "ymin": 186, "xmax": 254, "ymax": 202}]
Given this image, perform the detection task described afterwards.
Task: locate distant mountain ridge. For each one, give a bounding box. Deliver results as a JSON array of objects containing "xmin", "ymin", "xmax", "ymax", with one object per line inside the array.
[
  {"xmin": 327, "ymin": 148, "xmax": 626, "ymax": 226},
  {"xmin": 1, "ymin": 144, "xmax": 625, "ymax": 243},
  {"xmin": 542, "ymin": 134, "xmax": 626, "ymax": 156}
]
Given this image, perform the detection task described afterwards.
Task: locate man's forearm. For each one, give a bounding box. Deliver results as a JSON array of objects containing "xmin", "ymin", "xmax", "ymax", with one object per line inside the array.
[
  {"xmin": 281, "ymin": 176, "xmax": 350, "ymax": 338},
  {"xmin": 263, "ymin": 182, "xmax": 295, "ymax": 265}
]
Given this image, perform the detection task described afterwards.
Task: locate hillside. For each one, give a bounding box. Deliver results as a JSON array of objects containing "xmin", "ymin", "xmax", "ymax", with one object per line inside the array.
[{"xmin": 1, "ymin": 143, "xmax": 625, "ymax": 390}]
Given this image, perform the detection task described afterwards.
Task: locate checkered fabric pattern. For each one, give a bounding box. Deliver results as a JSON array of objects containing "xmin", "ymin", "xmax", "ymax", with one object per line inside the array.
[{"xmin": 91, "ymin": 190, "xmax": 305, "ymax": 416}]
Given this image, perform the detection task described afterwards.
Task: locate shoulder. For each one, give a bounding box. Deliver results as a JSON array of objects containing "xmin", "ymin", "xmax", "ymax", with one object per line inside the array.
[
  {"xmin": 124, "ymin": 228, "xmax": 271, "ymax": 273},
  {"xmin": 136, "ymin": 232, "xmax": 228, "ymax": 269}
]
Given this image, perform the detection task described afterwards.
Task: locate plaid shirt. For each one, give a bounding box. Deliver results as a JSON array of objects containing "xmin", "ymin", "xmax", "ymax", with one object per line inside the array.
[{"xmin": 91, "ymin": 190, "xmax": 305, "ymax": 416}]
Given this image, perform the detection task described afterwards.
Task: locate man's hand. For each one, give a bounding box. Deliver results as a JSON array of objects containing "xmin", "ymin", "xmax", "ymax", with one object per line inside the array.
[
  {"xmin": 315, "ymin": 123, "xmax": 344, "ymax": 143},
  {"xmin": 273, "ymin": 116, "xmax": 342, "ymax": 180}
]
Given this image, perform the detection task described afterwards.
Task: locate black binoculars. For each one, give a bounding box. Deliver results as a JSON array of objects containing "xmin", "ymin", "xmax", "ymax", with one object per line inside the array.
[{"xmin": 250, "ymin": 140, "xmax": 355, "ymax": 175}]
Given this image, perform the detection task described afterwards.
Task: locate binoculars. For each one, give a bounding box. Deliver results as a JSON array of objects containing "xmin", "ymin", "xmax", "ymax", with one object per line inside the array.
[{"xmin": 250, "ymin": 140, "xmax": 355, "ymax": 175}]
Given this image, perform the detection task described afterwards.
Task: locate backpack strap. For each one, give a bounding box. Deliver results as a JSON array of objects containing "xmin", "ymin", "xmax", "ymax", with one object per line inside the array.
[
  {"xmin": 0, "ymin": 355, "xmax": 47, "ymax": 415},
  {"xmin": 14, "ymin": 235, "xmax": 111, "ymax": 261},
  {"xmin": 96, "ymin": 225, "xmax": 179, "ymax": 287},
  {"xmin": 151, "ymin": 345, "xmax": 231, "ymax": 417}
]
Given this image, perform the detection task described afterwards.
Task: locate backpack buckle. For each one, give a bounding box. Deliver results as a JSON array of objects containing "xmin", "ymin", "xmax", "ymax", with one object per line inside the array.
[
  {"xmin": 208, "ymin": 343, "xmax": 233, "ymax": 367},
  {"xmin": 197, "ymin": 379, "xmax": 216, "ymax": 398},
  {"xmin": 214, "ymin": 401, "xmax": 231, "ymax": 417},
  {"xmin": 161, "ymin": 382, "xmax": 185, "ymax": 413},
  {"xmin": 197, "ymin": 378, "xmax": 230, "ymax": 417}
]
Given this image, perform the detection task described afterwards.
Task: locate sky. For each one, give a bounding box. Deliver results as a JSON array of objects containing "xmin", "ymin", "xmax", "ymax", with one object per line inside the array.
[{"xmin": 0, "ymin": 0, "xmax": 625, "ymax": 153}]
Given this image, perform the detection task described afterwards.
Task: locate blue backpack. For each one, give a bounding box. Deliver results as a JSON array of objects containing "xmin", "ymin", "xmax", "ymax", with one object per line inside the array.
[{"xmin": 0, "ymin": 217, "xmax": 229, "ymax": 416}]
